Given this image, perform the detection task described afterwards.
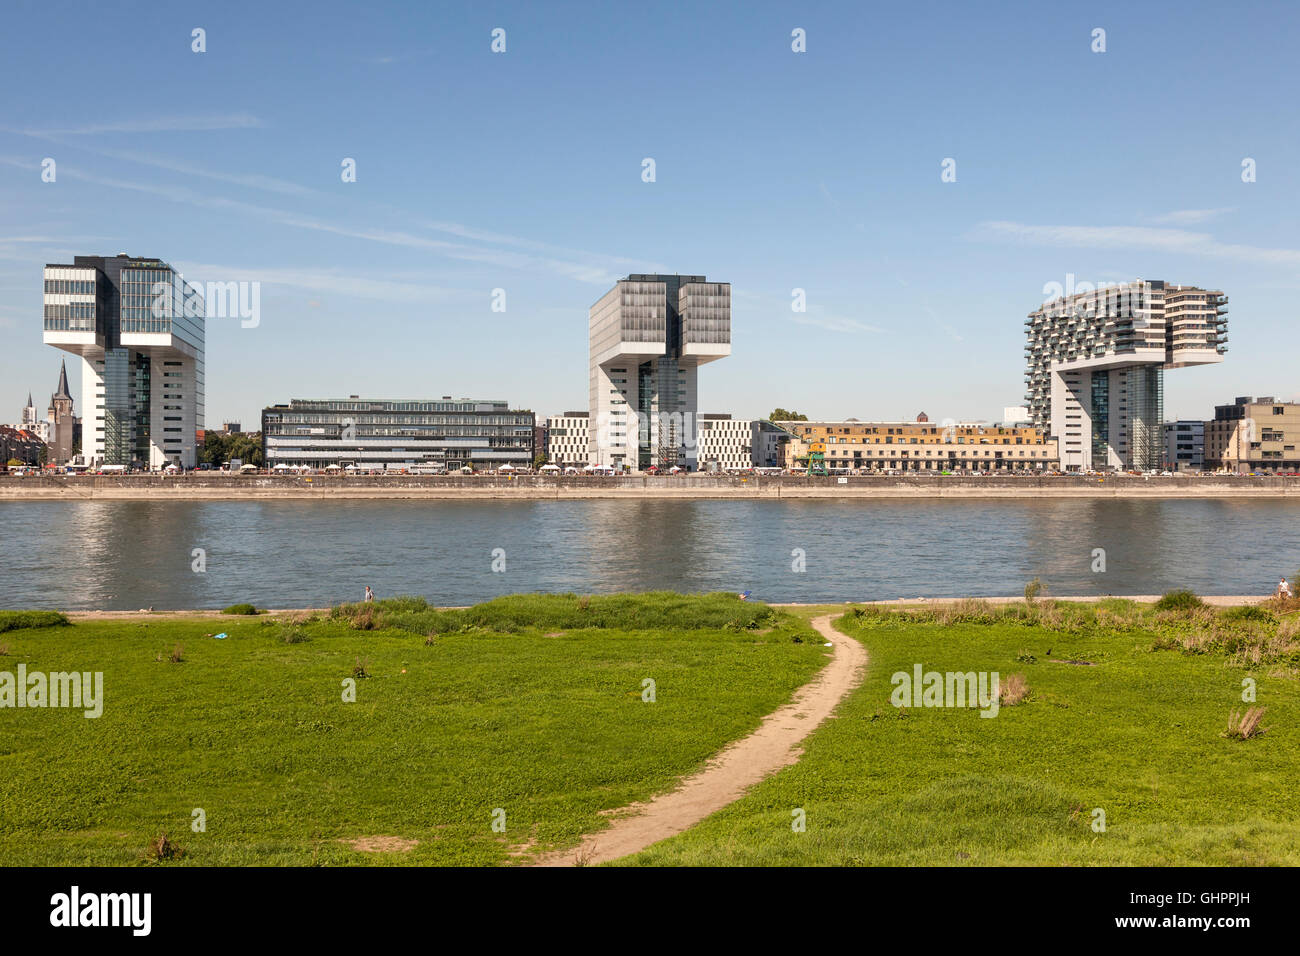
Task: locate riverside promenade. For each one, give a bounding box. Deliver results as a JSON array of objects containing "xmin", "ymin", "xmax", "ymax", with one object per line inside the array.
[{"xmin": 2, "ymin": 473, "xmax": 1298, "ymax": 500}]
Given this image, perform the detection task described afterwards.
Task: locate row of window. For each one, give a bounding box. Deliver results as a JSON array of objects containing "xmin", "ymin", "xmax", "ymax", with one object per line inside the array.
[
  {"xmin": 44, "ymin": 280, "xmax": 97, "ymax": 294},
  {"xmin": 815, "ymin": 449, "xmax": 1052, "ymax": 458}
]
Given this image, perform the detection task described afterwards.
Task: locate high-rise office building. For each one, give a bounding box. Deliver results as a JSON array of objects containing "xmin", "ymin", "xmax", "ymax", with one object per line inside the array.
[
  {"xmin": 43, "ymin": 254, "xmax": 205, "ymax": 468},
  {"xmin": 1024, "ymin": 280, "xmax": 1226, "ymax": 471},
  {"xmin": 588, "ymin": 274, "xmax": 730, "ymax": 471}
]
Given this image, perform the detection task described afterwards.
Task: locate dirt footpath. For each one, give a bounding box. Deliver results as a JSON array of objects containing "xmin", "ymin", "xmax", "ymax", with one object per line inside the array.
[{"xmin": 528, "ymin": 614, "xmax": 867, "ymax": 867}]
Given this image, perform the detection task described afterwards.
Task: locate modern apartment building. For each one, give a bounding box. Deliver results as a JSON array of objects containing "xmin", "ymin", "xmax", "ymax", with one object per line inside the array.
[
  {"xmin": 588, "ymin": 274, "xmax": 730, "ymax": 471},
  {"xmin": 43, "ymin": 254, "xmax": 205, "ymax": 468},
  {"xmin": 697, "ymin": 415, "xmax": 786, "ymax": 471},
  {"xmin": 1025, "ymin": 280, "xmax": 1226, "ymax": 471},
  {"xmin": 778, "ymin": 419, "xmax": 1059, "ymax": 472},
  {"xmin": 1163, "ymin": 420, "xmax": 1205, "ymax": 472},
  {"xmin": 261, "ymin": 397, "xmax": 534, "ymax": 471},
  {"xmin": 545, "ymin": 412, "xmax": 589, "ymax": 467},
  {"xmin": 1204, "ymin": 397, "xmax": 1300, "ymax": 474}
]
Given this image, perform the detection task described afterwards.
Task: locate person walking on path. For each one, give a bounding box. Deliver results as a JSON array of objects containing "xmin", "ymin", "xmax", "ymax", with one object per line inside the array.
[
  {"xmin": 1278, "ymin": 577, "xmax": 1293, "ymax": 600},
  {"xmin": 364, "ymin": 585, "xmax": 375, "ymax": 603}
]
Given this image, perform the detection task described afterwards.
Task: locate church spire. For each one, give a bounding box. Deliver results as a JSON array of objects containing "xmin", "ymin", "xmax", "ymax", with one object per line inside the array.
[{"xmin": 53, "ymin": 359, "xmax": 72, "ymax": 402}]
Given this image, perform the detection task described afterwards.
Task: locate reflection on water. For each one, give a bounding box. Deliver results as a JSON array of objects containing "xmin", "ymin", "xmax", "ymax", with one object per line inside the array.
[{"xmin": 0, "ymin": 499, "xmax": 1296, "ymax": 610}]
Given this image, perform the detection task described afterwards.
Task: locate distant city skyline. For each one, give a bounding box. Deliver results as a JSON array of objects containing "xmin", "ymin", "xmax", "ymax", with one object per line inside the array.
[{"xmin": 4, "ymin": 1, "xmax": 1299, "ymax": 428}]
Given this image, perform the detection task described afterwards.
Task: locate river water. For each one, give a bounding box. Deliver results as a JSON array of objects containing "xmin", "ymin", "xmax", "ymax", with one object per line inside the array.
[{"xmin": 1, "ymin": 499, "xmax": 1296, "ymax": 609}]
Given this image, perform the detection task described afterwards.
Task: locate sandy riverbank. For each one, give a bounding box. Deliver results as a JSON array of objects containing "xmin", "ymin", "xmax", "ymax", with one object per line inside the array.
[{"xmin": 58, "ymin": 594, "xmax": 1269, "ymax": 620}]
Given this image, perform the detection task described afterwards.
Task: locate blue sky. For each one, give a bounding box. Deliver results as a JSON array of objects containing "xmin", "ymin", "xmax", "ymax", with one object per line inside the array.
[{"xmin": 2, "ymin": 0, "xmax": 1297, "ymax": 428}]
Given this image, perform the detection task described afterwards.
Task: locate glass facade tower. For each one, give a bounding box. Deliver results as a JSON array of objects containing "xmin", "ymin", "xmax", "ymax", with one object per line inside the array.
[
  {"xmin": 589, "ymin": 274, "xmax": 730, "ymax": 472},
  {"xmin": 43, "ymin": 254, "xmax": 205, "ymax": 468}
]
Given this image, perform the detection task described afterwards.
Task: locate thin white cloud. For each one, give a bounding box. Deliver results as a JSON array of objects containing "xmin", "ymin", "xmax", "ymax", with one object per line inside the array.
[
  {"xmin": 971, "ymin": 220, "xmax": 1300, "ymax": 267},
  {"xmin": 1148, "ymin": 208, "xmax": 1235, "ymax": 225},
  {"xmin": 792, "ymin": 312, "xmax": 882, "ymax": 334},
  {"xmin": 356, "ymin": 49, "xmax": 436, "ymax": 65},
  {"xmin": 0, "ymin": 155, "xmax": 647, "ymax": 285},
  {"xmin": 173, "ymin": 262, "xmax": 462, "ymax": 305},
  {"xmin": 419, "ymin": 219, "xmax": 657, "ymax": 272},
  {"xmin": 0, "ymin": 235, "xmax": 111, "ymax": 244},
  {"xmin": 8, "ymin": 114, "xmax": 264, "ymax": 136},
  {"xmin": 5, "ymin": 120, "xmax": 313, "ymax": 198}
]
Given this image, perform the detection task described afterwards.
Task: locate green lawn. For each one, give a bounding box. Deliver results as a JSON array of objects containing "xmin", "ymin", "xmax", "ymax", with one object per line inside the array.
[
  {"xmin": 622, "ymin": 600, "xmax": 1300, "ymax": 865},
  {"xmin": 7, "ymin": 595, "xmax": 1297, "ymax": 867},
  {"xmin": 0, "ymin": 595, "xmax": 828, "ymax": 865}
]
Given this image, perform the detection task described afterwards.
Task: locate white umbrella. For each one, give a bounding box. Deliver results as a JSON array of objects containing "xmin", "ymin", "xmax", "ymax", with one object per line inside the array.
[{"xmin": 499, "ymin": 464, "xmax": 515, "ymax": 472}]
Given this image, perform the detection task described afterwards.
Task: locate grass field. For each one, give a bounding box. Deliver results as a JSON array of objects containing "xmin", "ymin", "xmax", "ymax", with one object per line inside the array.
[
  {"xmin": 622, "ymin": 598, "xmax": 1300, "ymax": 865},
  {"xmin": 5, "ymin": 593, "xmax": 1298, "ymax": 866},
  {"xmin": 0, "ymin": 594, "xmax": 828, "ymax": 865}
]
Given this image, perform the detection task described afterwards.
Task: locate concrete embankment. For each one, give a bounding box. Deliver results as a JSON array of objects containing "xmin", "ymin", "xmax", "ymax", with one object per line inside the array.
[{"xmin": 2, "ymin": 474, "xmax": 1298, "ymax": 500}]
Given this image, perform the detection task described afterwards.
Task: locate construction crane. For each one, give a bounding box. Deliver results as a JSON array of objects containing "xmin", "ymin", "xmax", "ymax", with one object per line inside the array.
[{"xmin": 806, "ymin": 440, "xmax": 828, "ymax": 476}]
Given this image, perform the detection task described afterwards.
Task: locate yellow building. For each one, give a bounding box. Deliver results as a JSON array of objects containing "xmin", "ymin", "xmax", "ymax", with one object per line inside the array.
[
  {"xmin": 776, "ymin": 419, "xmax": 1059, "ymax": 473},
  {"xmin": 1204, "ymin": 396, "xmax": 1300, "ymax": 474}
]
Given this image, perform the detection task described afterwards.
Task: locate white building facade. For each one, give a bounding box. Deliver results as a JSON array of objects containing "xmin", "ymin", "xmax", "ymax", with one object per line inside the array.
[
  {"xmin": 545, "ymin": 413, "xmax": 589, "ymax": 466},
  {"xmin": 697, "ymin": 416, "xmax": 785, "ymax": 471}
]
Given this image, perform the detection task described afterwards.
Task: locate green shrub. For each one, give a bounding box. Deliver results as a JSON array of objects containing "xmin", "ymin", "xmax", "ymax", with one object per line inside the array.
[
  {"xmin": 222, "ymin": 603, "xmax": 259, "ymax": 615},
  {"xmin": 1154, "ymin": 590, "xmax": 1204, "ymax": 612},
  {"xmin": 279, "ymin": 624, "xmax": 309, "ymax": 644},
  {"xmin": 330, "ymin": 592, "xmax": 778, "ymax": 637},
  {"xmin": 1221, "ymin": 605, "xmax": 1275, "ymax": 625},
  {"xmin": 0, "ymin": 610, "xmax": 70, "ymax": 633}
]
